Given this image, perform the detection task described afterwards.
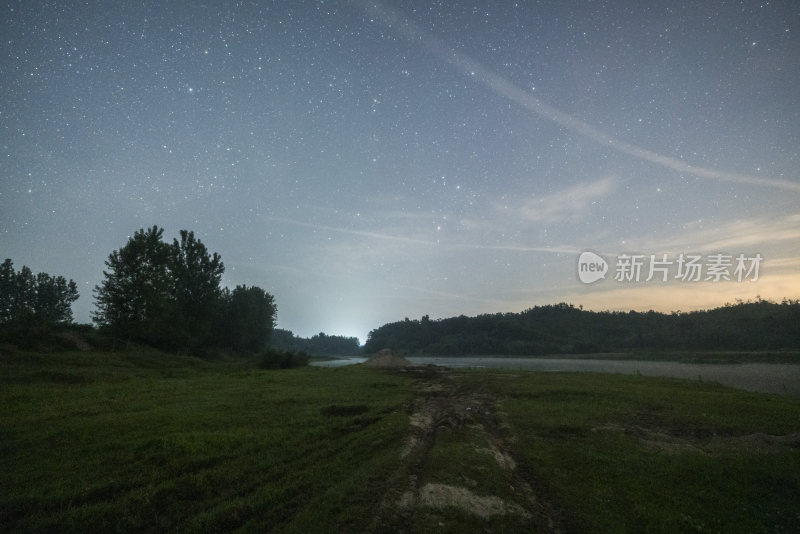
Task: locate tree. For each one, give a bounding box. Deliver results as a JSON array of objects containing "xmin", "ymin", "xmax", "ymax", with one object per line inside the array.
[
  {"xmin": 168, "ymin": 230, "xmax": 224, "ymax": 350},
  {"xmin": 220, "ymin": 285, "xmax": 276, "ymax": 353},
  {"xmin": 0, "ymin": 259, "xmax": 79, "ymax": 325},
  {"xmin": 33, "ymin": 272, "xmax": 79, "ymax": 324},
  {"xmin": 0, "ymin": 259, "xmax": 13, "ymax": 322},
  {"xmin": 92, "ymin": 226, "xmax": 172, "ymax": 344},
  {"xmin": 13, "ymin": 265, "xmax": 36, "ymax": 321},
  {"xmin": 0, "ymin": 259, "xmax": 30, "ymax": 322},
  {"xmin": 94, "ymin": 226, "xmax": 279, "ymax": 354}
]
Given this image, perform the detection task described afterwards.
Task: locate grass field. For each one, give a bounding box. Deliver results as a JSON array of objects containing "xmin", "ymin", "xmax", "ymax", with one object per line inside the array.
[{"xmin": 2, "ymin": 349, "xmax": 799, "ymax": 532}]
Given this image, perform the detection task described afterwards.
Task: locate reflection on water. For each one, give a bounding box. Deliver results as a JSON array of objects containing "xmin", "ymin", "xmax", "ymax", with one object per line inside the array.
[
  {"xmin": 312, "ymin": 357, "xmax": 369, "ymax": 367},
  {"xmin": 311, "ymin": 356, "xmax": 800, "ymax": 396}
]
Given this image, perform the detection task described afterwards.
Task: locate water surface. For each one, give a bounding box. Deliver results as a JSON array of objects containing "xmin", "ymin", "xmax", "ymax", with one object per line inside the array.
[{"xmin": 311, "ymin": 356, "xmax": 800, "ymax": 396}]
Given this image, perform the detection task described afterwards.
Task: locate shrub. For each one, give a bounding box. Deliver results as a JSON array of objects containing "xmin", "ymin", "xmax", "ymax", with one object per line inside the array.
[{"xmin": 258, "ymin": 348, "xmax": 310, "ymax": 369}]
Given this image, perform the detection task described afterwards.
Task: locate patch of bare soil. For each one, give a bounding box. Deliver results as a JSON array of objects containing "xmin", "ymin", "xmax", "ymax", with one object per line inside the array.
[
  {"xmin": 417, "ymin": 483, "xmax": 531, "ymax": 520},
  {"xmin": 363, "ymin": 348, "xmax": 415, "ymax": 368},
  {"xmin": 368, "ymin": 366, "xmax": 563, "ymax": 533}
]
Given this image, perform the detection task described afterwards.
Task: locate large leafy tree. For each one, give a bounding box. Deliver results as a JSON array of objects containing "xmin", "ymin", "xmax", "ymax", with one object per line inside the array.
[
  {"xmin": 92, "ymin": 226, "xmax": 172, "ymax": 344},
  {"xmin": 218, "ymin": 285, "xmax": 276, "ymax": 353},
  {"xmin": 0, "ymin": 258, "xmax": 79, "ymax": 325},
  {"xmin": 34, "ymin": 272, "xmax": 80, "ymax": 324},
  {"xmin": 0, "ymin": 259, "xmax": 26, "ymax": 323},
  {"xmin": 168, "ymin": 230, "xmax": 224, "ymax": 350}
]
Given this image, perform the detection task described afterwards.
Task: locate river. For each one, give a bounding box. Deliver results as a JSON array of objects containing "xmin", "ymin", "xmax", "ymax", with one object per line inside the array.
[{"xmin": 311, "ymin": 356, "xmax": 800, "ymax": 397}]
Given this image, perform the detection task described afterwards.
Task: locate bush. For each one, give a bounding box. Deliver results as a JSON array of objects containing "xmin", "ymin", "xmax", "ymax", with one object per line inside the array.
[
  {"xmin": 258, "ymin": 348, "xmax": 310, "ymax": 369},
  {"xmin": 0, "ymin": 323, "xmax": 107, "ymax": 352}
]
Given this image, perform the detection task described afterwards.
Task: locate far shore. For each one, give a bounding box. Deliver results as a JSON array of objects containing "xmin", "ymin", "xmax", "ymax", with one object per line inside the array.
[{"xmin": 314, "ymin": 350, "xmax": 800, "ymax": 364}]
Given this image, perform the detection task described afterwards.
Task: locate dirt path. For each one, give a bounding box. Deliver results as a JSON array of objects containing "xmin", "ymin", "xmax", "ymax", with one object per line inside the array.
[{"xmin": 368, "ymin": 366, "xmax": 563, "ymax": 533}]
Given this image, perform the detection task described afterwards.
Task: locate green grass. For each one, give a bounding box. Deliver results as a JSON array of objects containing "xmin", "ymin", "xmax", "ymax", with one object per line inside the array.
[
  {"xmin": 460, "ymin": 372, "xmax": 800, "ymax": 533},
  {"xmin": 410, "ymin": 422, "xmax": 535, "ymax": 533},
  {"xmin": 1, "ymin": 350, "xmax": 413, "ymax": 532},
  {"xmin": 2, "ymin": 350, "xmax": 799, "ymax": 532}
]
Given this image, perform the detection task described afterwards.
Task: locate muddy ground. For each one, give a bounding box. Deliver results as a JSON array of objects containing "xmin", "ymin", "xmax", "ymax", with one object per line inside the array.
[{"xmin": 367, "ymin": 365, "xmax": 564, "ymax": 533}]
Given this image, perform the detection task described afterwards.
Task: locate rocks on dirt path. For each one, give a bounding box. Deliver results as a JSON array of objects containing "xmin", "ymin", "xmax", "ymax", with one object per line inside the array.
[{"xmin": 367, "ymin": 367, "xmax": 564, "ymax": 533}]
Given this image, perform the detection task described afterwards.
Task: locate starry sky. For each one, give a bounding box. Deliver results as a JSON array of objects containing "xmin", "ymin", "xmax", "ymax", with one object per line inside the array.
[{"xmin": 2, "ymin": 0, "xmax": 799, "ymax": 343}]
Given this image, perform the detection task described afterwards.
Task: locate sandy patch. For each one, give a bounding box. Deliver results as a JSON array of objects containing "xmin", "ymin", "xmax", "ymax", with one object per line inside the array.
[
  {"xmin": 417, "ymin": 483, "xmax": 531, "ymax": 519},
  {"xmin": 362, "ymin": 348, "xmax": 415, "ymax": 367}
]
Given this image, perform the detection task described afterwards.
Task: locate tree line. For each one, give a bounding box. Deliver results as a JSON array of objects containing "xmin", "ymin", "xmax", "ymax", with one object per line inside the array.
[
  {"xmin": 1, "ymin": 226, "xmax": 357, "ymax": 361},
  {"xmin": 1, "ymin": 226, "xmax": 278, "ymax": 355},
  {"xmin": 363, "ymin": 300, "xmax": 800, "ymax": 355},
  {"xmin": 271, "ymin": 329, "xmax": 361, "ymax": 356},
  {"xmin": 92, "ymin": 226, "xmax": 276, "ymax": 353},
  {"xmin": 5, "ymin": 229, "xmax": 800, "ymax": 358},
  {"xmin": 0, "ymin": 259, "xmax": 79, "ymax": 326}
]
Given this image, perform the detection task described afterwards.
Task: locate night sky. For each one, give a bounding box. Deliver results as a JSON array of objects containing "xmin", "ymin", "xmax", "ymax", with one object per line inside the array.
[{"xmin": 2, "ymin": 1, "xmax": 799, "ymax": 343}]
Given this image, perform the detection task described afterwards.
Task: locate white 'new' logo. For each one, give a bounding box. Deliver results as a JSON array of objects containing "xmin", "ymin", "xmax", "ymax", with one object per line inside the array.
[{"xmin": 578, "ymin": 251, "xmax": 608, "ymax": 284}]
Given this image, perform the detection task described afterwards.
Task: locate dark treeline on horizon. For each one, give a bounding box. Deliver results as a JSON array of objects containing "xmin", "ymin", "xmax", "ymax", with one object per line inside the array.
[
  {"xmin": 271, "ymin": 329, "xmax": 361, "ymax": 356},
  {"xmin": 0, "ymin": 259, "xmax": 79, "ymax": 326},
  {"xmin": 4, "ymin": 227, "xmax": 800, "ymax": 359},
  {"xmin": 0, "ymin": 226, "xmax": 279, "ymax": 356},
  {"xmin": 364, "ymin": 300, "xmax": 800, "ymax": 355},
  {"xmin": 1, "ymin": 226, "xmax": 357, "ymax": 359}
]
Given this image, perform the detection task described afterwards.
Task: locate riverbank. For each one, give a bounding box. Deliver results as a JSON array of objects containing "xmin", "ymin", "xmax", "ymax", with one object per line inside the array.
[{"xmin": 312, "ymin": 354, "xmax": 800, "ymax": 397}]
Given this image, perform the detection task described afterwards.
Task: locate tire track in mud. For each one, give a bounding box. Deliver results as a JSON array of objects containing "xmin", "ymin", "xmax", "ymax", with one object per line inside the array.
[{"xmin": 368, "ymin": 366, "xmax": 563, "ymax": 533}]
